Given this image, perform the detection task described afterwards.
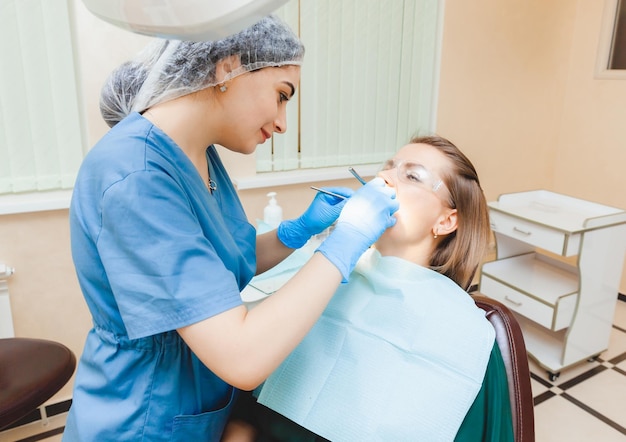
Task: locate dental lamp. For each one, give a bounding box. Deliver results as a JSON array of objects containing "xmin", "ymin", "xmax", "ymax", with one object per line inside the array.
[{"xmin": 82, "ymin": 0, "xmax": 289, "ymax": 41}]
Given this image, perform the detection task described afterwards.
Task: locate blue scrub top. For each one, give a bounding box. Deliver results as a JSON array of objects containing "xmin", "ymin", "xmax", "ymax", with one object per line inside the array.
[{"xmin": 64, "ymin": 112, "xmax": 256, "ymax": 441}]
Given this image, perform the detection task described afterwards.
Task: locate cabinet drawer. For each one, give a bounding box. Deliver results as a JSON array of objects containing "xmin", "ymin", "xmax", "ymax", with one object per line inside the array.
[
  {"xmin": 489, "ymin": 210, "xmax": 580, "ymax": 256},
  {"xmin": 480, "ymin": 275, "xmax": 576, "ymax": 331}
]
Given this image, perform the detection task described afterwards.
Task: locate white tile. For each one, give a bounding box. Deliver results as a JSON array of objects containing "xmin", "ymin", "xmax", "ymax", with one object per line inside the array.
[
  {"xmin": 617, "ymin": 360, "xmax": 626, "ymax": 371},
  {"xmin": 534, "ymin": 395, "xmax": 625, "ymax": 442},
  {"xmin": 565, "ymin": 369, "xmax": 626, "ymax": 429}
]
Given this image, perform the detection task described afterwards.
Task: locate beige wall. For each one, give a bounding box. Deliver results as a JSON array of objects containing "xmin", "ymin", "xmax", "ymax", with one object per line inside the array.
[
  {"xmin": 0, "ymin": 211, "xmax": 90, "ymax": 400},
  {"xmin": 1, "ymin": 0, "xmax": 625, "ymax": 405},
  {"xmin": 437, "ymin": 0, "xmax": 575, "ymax": 201},
  {"xmin": 551, "ymin": 1, "xmax": 626, "ymax": 207}
]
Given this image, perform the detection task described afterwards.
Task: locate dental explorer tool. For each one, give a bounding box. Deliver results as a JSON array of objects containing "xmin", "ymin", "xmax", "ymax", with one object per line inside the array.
[
  {"xmin": 348, "ymin": 167, "xmax": 367, "ymax": 185},
  {"xmin": 310, "ymin": 186, "xmax": 347, "ymax": 200}
]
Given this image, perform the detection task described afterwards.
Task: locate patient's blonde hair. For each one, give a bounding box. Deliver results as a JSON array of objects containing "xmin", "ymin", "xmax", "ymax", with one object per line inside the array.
[{"xmin": 410, "ymin": 135, "xmax": 491, "ymax": 291}]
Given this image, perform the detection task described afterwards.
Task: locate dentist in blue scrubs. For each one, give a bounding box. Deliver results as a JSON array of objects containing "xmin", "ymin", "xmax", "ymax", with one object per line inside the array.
[{"xmin": 64, "ymin": 15, "xmax": 398, "ymax": 442}]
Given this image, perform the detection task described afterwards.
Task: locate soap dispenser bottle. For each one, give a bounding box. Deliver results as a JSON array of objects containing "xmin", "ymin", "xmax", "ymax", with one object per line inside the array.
[{"xmin": 263, "ymin": 191, "xmax": 283, "ymax": 229}]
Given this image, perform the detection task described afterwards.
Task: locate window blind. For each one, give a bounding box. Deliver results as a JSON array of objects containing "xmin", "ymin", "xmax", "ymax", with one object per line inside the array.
[
  {"xmin": 261, "ymin": 0, "xmax": 442, "ymax": 172},
  {"xmin": 257, "ymin": 1, "xmax": 302, "ymax": 172},
  {"xmin": 0, "ymin": 0, "xmax": 84, "ymax": 194}
]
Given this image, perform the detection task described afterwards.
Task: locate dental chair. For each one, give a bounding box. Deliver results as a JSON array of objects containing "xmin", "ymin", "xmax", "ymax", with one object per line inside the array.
[
  {"xmin": 0, "ymin": 337, "xmax": 76, "ymax": 430},
  {"xmin": 471, "ymin": 293, "xmax": 535, "ymax": 442}
]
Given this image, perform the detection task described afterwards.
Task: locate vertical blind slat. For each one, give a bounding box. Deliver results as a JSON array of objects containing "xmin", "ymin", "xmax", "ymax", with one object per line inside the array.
[
  {"xmin": 44, "ymin": 1, "xmax": 84, "ymax": 187},
  {"xmin": 337, "ymin": 0, "xmax": 355, "ymax": 168},
  {"xmin": 266, "ymin": 1, "xmax": 300, "ymax": 171},
  {"xmin": 25, "ymin": 1, "xmax": 57, "ymax": 190},
  {"xmin": 397, "ymin": 0, "xmax": 416, "ymax": 143},
  {"xmin": 0, "ymin": 2, "xmax": 22, "ymax": 193},
  {"xmin": 324, "ymin": 1, "xmax": 341, "ymax": 167},
  {"xmin": 358, "ymin": 1, "xmax": 376, "ymax": 163},
  {"xmin": 298, "ymin": 0, "xmax": 318, "ymax": 170}
]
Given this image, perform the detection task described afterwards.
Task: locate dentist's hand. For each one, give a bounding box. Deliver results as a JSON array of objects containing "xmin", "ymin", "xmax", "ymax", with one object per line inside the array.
[
  {"xmin": 277, "ymin": 187, "xmax": 354, "ymax": 249},
  {"xmin": 316, "ymin": 178, "xmax": 399, "ymax": 281}
]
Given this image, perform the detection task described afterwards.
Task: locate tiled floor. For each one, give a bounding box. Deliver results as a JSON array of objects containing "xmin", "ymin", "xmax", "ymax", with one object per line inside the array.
[
  {"xmin": 2, "ymin": 298, "xmax": 626, "ymax": 442},
  {"xmin": 531, "ymin": 296, "xmax": 626, "ymax": 441}
]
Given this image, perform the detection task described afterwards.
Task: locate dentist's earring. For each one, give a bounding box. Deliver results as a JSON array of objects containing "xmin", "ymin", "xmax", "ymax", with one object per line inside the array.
[
  {"xmin": 433, "ymin": 230, "xmax": 438, "ymax": 239},
  {"xmin": 219, "ymin": 84, "xmax": 227, "ymax": 92}
]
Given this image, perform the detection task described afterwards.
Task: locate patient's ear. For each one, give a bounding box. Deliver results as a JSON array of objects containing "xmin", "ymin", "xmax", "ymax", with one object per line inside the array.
[
  {"xmin": 215, "ymin": 55, "xmax": 242, "ymax": 83},
  {"xmin": 436, "ymin": 209, "xmax": 458, "ymax": 236}
]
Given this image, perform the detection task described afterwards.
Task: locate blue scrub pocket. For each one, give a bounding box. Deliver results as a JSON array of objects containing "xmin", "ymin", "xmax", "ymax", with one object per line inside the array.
[{"xmin": 170, "ymin": 386, "xmax": 236, "ymax": 441}]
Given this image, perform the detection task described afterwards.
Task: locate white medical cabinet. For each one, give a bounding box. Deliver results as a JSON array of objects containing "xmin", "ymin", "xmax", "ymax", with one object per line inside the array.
[{"xmin": 479, "ymin": 190, "xmax": 626, "ymax": 380}]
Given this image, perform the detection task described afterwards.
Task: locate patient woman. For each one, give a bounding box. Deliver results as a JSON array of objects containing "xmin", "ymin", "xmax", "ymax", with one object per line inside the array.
[{"xmin": 223, "ymin": 135, "xmax": 513, "ymax": 442}]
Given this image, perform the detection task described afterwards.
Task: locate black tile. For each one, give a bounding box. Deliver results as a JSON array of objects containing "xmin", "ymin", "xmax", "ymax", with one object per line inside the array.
[
  {"xmin": 530, "ymin": 371, "xmax": 553, "ymax": 388},
  {"xmin": 3, "ymin": 409, "xmax": 41, "ymax": 430},
  {"xmin": 14, "ymin": 426, "xmax": 64, "ymax": 442},
  {"xmin": 608, "ymin": 351, "xmax": 626, "ymax": 365},
  {"xmin": 558, "ymin": 365, "xmax": 608, "ymax": 391},
  {"xmin": 534, "ymin": 390, "xmax": 556, "ymax": 406},
  {"xmin": 45, "ymin": 399, "xmax": 72, "ymax": 417}
]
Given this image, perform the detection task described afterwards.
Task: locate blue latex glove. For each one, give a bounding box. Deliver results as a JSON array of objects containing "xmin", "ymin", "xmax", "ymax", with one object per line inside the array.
[
  {"xmin": 277, "ymin": 187, "xmax": 355, "ymax": 249},
  {"xmin": 316, "ymin": 178, "xmax": 399, "ymax": 282}
]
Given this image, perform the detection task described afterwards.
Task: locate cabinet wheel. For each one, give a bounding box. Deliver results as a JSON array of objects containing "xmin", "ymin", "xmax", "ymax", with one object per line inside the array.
[
  {"xmin": 587, "ymin": 355, "xmax": 600, "ymax": 362},
  {"xmin": 548, "ymin": 372, "xmax": 560, "ymax": 382}
]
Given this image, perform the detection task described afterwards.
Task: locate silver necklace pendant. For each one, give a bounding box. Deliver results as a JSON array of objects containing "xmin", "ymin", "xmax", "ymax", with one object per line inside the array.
[{"xmin": 208, "ymin": 179, "xmax": 217, "ymax": 193}]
